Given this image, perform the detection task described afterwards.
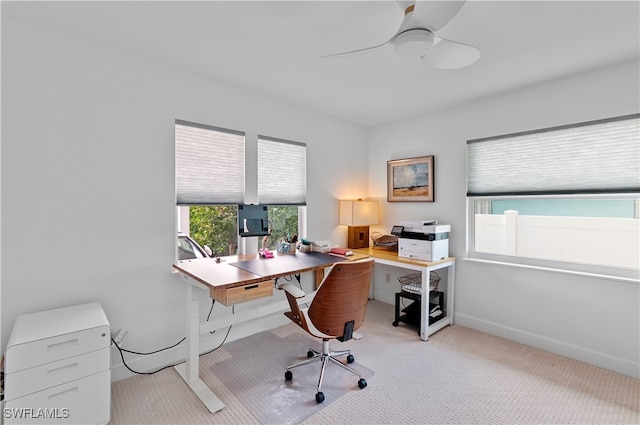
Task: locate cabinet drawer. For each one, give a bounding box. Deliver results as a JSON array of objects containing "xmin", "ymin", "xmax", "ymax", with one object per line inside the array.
[
  {"xmin": 5, "ymin": 326, "xmax": 110, "ymax": 373},
  {"xmin": 5, "ymin": 348, "xmax": 110, "ymax": 401},
  {"xmin": 3, "ymin": 370, "xmax": 111, "ymax": 425},
  {"xmin": 211, "ymin": 280, "xmax": 273, "ymax": 306}
]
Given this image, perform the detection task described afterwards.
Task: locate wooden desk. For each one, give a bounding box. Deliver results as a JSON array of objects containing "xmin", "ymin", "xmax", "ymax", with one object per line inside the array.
[
  {"xmin": 172, "ymin": 252, "xmax": 349, "ymax": 413},
  {"xmin": 352, "ymin": 248, "xmax": 456, "ymax": 341}
]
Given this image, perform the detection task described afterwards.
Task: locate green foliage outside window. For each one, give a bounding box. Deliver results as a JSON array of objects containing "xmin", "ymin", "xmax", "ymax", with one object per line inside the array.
[
  {"xmin": 265, "ymin": 205, "xmax": 299, "ymax": 250},
  {"xmin": 189, "ymin": 205, "xmax": 299, "ymax": 256},
  {"xmin": 190, "ymin": 206, "xmax": 237, "ymax": 256}
]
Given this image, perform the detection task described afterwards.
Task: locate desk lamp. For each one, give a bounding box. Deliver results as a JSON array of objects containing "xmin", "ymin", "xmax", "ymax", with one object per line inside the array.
[{"xmin": 339, "ymin": 199, "xmax": 379, "ymax": 249}]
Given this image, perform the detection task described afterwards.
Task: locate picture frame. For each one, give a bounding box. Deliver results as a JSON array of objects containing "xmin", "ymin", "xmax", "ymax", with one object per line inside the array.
[{"xmin": 387, "ymin": 155, "xmax": 434, "ymax": 202}]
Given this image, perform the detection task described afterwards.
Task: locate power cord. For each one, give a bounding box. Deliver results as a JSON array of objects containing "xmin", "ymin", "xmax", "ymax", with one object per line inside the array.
[
  {"xmin": 112, "ymin": 336, "xmax": 185, "ymax": 375},
  {"xmin": 207, "ymin": 299, "xmax": 217, "ymax": 334},
  {"xmin": 112, "ymin": 300, "xmax": 233, "ymax": 375}
]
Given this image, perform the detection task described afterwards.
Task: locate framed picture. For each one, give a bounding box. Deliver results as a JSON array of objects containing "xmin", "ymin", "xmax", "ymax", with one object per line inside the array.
[{"xmin": 387, "ymin": 155, "xmax": 434, "ymax": 202}]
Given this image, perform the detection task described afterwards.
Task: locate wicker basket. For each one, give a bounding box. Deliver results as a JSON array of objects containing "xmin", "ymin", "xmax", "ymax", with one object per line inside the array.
[
  {"xmin": 397, "ymin": 271, "xmax": 440, "ymax": 294},
  {"xmin": 371, "ymin": 231, "xmax": 398, "ymax": 251}
]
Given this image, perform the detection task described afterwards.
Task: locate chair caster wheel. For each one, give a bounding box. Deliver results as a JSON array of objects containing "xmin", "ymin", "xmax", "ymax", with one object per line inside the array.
[
  {"xmin": 358, "ymin": 378, "xmax": 367, "ymax": 389},
  {"xmin": 307, "ymin": 350, "xmax": 314, "ymax": 358},
  {"xmin": 284, "ymin": 370, "xmax": 292, "ymax": 381},
  {"xmin": 315, "ymin": 392, "xmax": 325, "ymax": 403},
  {"xmin": 392, "ymin": 321, "xmax": 398, "ymax": 327},
  {"xmin": 346, "ymin": 354, "xmax": 355, "ymax": 364}
]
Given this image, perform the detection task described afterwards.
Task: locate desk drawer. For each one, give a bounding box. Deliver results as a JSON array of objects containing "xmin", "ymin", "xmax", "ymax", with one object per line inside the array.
[
  {"xmin": 5, "ymin": 348, "xmax": 110, "ymax": 401},
  {"xmin": 5, "ymin": 326, "xmax": 111, "ymax": 373},
  {"xmin": 3, "ymin": 370, "xmax": 111, "ymax": 425},
  {"xmin": 211, "ymin": 280, "xmax": 273, "ymax": 306}
]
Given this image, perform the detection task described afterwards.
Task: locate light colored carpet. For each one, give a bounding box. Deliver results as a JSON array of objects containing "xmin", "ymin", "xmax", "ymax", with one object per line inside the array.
[
  {"xmin": 110, "ymin": 300, "xmax": 640, "ymax": 424},
  {"xmin": 208, "ymin": 327, "xmax": 374, "ymax": 424}
]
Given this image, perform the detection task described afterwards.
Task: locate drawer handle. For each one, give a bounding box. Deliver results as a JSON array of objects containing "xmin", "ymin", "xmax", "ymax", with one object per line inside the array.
[
  {"xmin": 245, "ymin": 284, "xmax": 259, "ymax": 290},
  {"xmin": 47, "ymin": 386, "xmax": 79, "ymax": 400},
  {"xmin": 47, "ymin": 362, "xmax": 79, "ymax": 377},
  {"xmin": 47, "ymin": 338, "xmax": 79, "ymax": 352}
]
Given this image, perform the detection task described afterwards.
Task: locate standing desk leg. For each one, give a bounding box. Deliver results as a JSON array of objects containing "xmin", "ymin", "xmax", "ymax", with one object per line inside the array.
[
  {"xmin": 174, "ymin": 281, "xmax": 225, "ymax": 413},
  {"xmin": 420, "ymin": 266, "xmax": 429, "ymax": 341}
]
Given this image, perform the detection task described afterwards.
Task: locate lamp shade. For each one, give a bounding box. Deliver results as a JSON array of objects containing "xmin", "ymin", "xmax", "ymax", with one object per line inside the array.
[{"xmin": 339, "ymin": 200, "xmax": 379, "ymax": 226}]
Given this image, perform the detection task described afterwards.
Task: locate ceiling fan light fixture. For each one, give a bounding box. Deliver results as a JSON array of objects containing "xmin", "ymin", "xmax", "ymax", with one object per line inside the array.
[{"xmin": 393, "ymin": 29, "xmax": 434, "ymax": 56}]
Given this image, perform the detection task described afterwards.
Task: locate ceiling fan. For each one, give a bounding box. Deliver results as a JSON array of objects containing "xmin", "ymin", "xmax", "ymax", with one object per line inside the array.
[{"xmin": 320, "ymin": 0, "xmax": 480, "ymax": 70}]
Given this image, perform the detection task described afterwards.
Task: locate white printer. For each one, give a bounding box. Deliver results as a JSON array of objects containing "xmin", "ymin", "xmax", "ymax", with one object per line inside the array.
[{"xmin": 397, "ymin": 220, "xmax": 450, "ymax": 262}]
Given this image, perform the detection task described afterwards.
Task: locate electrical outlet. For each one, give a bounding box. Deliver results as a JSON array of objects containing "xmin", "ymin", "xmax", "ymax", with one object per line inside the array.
[
  {"xmin": 114, "ymin": 328, "xmax": 128, "ymax": 347},
  {"xmin": 385, "ymin": 273, "xmax": 391, "ymax": 283}
]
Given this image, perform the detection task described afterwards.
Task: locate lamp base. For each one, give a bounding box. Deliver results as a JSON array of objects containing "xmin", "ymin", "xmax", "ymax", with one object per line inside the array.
[{"xmin": 347, "ymin": 226, "xmax": 370, "ymax": 249}]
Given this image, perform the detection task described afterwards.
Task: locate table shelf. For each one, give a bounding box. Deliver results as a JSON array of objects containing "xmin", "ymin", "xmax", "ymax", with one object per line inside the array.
[{"xmin": 392, "ymin": 290, "xmax": 445, "ymax": 334}]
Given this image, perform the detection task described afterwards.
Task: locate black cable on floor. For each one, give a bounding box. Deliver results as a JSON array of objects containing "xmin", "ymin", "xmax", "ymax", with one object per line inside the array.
[{"xmin": 112, "ymin": 300, "xmax": 234, "ymax": 375}]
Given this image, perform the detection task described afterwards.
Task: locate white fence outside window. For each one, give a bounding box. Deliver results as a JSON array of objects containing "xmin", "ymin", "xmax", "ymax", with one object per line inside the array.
[{"xmin": 474, "ymin": 210, "xmax": 639, "ymax": 269}]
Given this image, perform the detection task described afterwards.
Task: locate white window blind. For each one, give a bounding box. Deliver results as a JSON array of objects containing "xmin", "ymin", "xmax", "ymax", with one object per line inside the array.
[
  {"xmin": 467, "ymin": 114, "xmax": 640, "ymax": 196},
  {"xmin": 257, "ymin": 135, "xmax": 306, "ymax": 205},
  {"xmin": 175, "ymin": 119, "xmax": 245, "ymax": 205}
]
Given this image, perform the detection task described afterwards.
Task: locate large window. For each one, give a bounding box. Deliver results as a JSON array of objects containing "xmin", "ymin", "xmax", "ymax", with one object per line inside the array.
[
  {"xmin": 184, "ymin": 204, "xmax": 301, "ymax": 255},
  {"xmin": 467, "ymin": 114, "xmax": 640, "ymax": 281},
  {"xmin": 256, "ymin": 135, "xmax": 306, "ymax": 251},
  {"xmin": 175, "ymin": 121, "xmax": 306, "ymax": 256}
]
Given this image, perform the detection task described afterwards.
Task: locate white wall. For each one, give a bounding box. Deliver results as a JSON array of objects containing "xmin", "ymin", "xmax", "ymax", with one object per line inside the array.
[
  {"xmin": 1, "ymin": 17, "xmax": 369, "ymax": 379},
  {"xmin": 368, "ymin": 61, "xmax": 640, "ymax": 378},
  {"xmin": 3, "ymin": 15, "xmax": 638, "ymax": 382}
]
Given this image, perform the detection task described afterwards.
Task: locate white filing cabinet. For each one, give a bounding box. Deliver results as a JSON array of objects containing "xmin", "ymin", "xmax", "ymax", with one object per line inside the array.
[{"xmin": 3, "ymin": 302, "xmax": 111, "ymax": 425}]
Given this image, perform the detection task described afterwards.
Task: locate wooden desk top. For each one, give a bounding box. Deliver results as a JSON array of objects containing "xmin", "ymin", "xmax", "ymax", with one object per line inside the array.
[
  {"xmin": 352, "ymin": 247, "xmax": 455, "ymax": 267},
  {"xmin": 173, "ymin": 255, "xmax": 262, "ymax": 289},
  {"xmin": 173, "ymin": 252, "xmax": 348, "ymax": 290}
]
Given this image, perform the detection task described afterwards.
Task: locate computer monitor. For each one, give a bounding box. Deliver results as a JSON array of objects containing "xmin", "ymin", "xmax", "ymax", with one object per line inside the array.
[{"xmin": 238, "ymin": 204, "xmax": 269, "ymax": 237}]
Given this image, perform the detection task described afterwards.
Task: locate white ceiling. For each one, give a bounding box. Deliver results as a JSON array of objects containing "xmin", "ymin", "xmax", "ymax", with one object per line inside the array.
[{"xmin": 4, "ymin": 1, "xmax": 639, "ymax": 127}]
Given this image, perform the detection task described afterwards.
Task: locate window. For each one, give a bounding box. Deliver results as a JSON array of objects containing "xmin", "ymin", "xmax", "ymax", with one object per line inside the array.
[
  {"xmin": 187, "ymin": 205, "xmax": 239, "ymax": 256},
  {"xmin": 258, "ymin": 135, "xmax": 307, "ymax": 250},
  {"xmin": 175, "ymin": 120, "xmax": 245, "ymax": 256},
  {"xmin": 175, "ymin": 122, "xmax": 306, "ymax": 256},
  {"xmin": 467, "ymin": 114, "xmax": 640, "ymax": 281},
  {"xmin": 182, "ymin": 204, "xmax": 301, "ymax": 255}
]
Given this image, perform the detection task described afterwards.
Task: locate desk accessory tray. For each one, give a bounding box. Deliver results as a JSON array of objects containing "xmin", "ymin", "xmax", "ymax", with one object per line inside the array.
[
  {"xmin": 371, "ymin": 232, "xmax": 398, "ymax": 251},
  {"xmin": 397, "ymin": 271, "xmax": 440, "ymax": 294}
]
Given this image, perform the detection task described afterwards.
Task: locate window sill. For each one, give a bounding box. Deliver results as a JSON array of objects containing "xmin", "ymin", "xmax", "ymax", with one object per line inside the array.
[{"xmin": 462, "ymin": 257, "xmax": 639, "ymax": 284}]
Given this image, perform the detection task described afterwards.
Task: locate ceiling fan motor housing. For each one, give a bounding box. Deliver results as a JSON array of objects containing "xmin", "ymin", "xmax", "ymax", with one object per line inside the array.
[{"xmin": 394, "ymin": 29, "xmax": 435, "ymax": 56}]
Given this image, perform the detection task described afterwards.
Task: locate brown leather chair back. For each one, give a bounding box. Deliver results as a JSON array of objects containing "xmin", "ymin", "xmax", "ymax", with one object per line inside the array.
[{"xmin": 307, "ymin": 259, "xmax": 374, "ymax": 338}]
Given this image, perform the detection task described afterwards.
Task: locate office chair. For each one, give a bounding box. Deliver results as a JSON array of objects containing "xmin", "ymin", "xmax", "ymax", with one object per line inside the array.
[{"xmin": 279, "ymin": 258, "xmax": 375, "ymax": 403}]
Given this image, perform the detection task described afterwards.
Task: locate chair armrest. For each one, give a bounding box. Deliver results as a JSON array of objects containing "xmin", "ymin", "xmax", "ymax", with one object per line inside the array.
[
  {"xmin": 279, "ymin": 283, "xmax": 308, "ymax": 329},
  {"xmin": 278, "ymin": 283, "xmax": 306, "ymax": 298}
]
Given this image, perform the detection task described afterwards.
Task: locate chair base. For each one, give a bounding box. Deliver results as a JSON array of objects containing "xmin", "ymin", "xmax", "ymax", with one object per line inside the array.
[{"xmin": 285, "ymin": 339, "xmax": 367, "ymax": 402}]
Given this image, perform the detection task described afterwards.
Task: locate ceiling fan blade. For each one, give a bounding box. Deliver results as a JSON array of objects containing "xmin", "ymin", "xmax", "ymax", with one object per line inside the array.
[
  {"xmin": 319, "ymin": 38, "xmax": 392, "ymax": 58},
  {"xmin": 409, "ymin": 1, "xmax": 466, "ymax": 31},
  {"xmin": 424, "ymin": 36, "xmax": 480, "ymax": 69}
]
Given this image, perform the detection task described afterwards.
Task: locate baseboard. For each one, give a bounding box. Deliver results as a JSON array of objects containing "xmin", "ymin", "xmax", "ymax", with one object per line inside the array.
[{"xmin": 454, "ymin": 312, "xmax": 640, "ymax": 379}]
